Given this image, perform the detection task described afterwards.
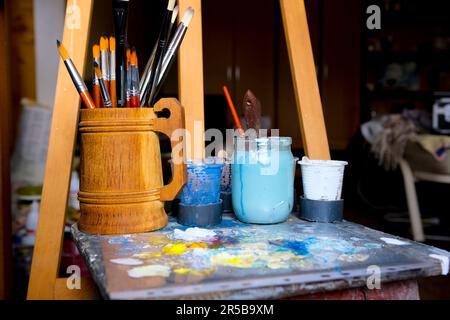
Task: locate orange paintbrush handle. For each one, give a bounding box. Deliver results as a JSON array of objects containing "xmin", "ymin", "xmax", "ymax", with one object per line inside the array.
[
  {"xmin": 223, "ymin": 86, "xmax": 244, "ymax": 135},
  {"xmin": 105, "ymin": 81, "xmax": 110, "ymax": 96},
  {"xmin": 131, "ymin": 96, "xmax": 141, "ymax": 109},
  {"xmin": 94, "ymin": 85, "xmax": 101, "ymax": 108},
  {"xmin": 80, "ymin": 90, "xmax": 96, "ymax": 110},
  {"xmin": 110, "ymin": 80, "xmax": 117, "ymax": 108}
]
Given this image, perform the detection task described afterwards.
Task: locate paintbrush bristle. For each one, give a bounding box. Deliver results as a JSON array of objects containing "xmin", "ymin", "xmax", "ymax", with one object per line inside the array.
[
  {"xmin": 93, "ymin": 62, "xmax": 103, "ymax": 78},
  {"xmin": 171, "ymin": 6, "xmax": 179, "ymax": 24},
  {"xmin": 109, "ymin": 36, "xmax": 116, "ymax": 51},
  {"xmin": 56, "ymin": 40, "xmax": 70, "ymax": 61},
  {"xmin": 100, "ymin": 36, "xmax": 109, "ymax": 51},
  {"xmin": 126, "ymin": 48, "xmax": 131, "ymax": 68},
  {"xmin": 181, "ymin": 7, "xmax": 194, "ymax": 26},
  {"xmin": 131, "ymin": 48, "xmax": 138, "ymax": 66},
  {"xmin": 92, "ymin": 45, "xmax": 100, "ymax": 59},
  {"xmin": 167, "ymin": 0, "xmax": 176, "ymax": 11}
]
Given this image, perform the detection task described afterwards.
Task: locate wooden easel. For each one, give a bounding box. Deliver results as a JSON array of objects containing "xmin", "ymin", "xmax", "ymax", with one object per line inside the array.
[{"xmin": 27, "ymin": 0, "xmax": 330, "ymax": 300}]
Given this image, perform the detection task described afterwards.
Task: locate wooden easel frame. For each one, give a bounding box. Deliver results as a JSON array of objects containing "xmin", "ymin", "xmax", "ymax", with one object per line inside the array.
[{"xmin": 27, "ymin": 0, "xmax": 330, "ymax": 300}]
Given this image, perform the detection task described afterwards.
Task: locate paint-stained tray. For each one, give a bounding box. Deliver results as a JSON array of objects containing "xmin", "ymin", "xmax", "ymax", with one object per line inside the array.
[{"xmin": 72, "ymin": 215, "xmax": 450, "ymax": 300}]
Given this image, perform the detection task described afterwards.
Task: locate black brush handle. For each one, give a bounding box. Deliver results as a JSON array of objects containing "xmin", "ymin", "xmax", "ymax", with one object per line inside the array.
[
  {"xmin": 113, "ymin": 0, "xmax": 129, "ymax": 107},
  {"xmin": 146, "ymin": 9, "xmax": 171, "ymax": 107}
]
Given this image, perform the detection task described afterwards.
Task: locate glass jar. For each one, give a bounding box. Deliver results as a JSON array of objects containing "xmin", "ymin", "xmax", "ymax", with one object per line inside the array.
[{"xmin": 232, "ymin": 137, "xmax": 295, "ymax": 224}]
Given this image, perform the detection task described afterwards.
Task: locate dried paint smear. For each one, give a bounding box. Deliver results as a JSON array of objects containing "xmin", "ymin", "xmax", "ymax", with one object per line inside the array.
[
  {"xmin": 128, "ymin": 265, "xmax": 171, "ymax": 278},
  {"xmin": 105, "ymin": 224, "xmax": 379, "ymax": 281},
  {"xmin": 172, "ymin": 228, "xmax": 217, "ymax": 242},
  {"xmin": 110, "ymin": 258, "xmax": 143, "ymax": 266}
]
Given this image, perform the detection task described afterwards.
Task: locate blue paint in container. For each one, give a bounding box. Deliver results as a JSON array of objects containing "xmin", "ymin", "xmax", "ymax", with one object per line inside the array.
[
  {"xmin": 178, "ymin": 158, "xmax": 225, "ymax": 206},
  {"xmin": 232, "ymin": 137, "xmax": 296, "ymax": 224}
]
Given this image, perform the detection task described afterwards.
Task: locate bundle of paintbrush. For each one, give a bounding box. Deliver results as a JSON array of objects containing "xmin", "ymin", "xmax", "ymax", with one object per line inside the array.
[
  {"xmin": 93, "ymin": 36, "xmax": 141, "ymax": 108},
  {"xmin": 140, "ymin": 1, "xmax": 194, "ymax": 107},
  {"xmin": 56, "ymin": 0, "xmax": 194, "ymax": 110}
]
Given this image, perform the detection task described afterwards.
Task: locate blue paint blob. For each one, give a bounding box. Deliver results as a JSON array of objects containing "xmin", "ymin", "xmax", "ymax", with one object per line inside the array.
[{"xmin": 269, "ymin": 237, "xmax": 319, "ymax": 256}]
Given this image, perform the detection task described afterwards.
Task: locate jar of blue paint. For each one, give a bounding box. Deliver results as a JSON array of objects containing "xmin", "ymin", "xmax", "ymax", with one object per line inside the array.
[
  {"xmin": 232, "ymin": 137, "xmax": 295, "ymax": 224},
  {"xmin": 178, "ymin": 158, "xmax": 224, "ymax": 206}
]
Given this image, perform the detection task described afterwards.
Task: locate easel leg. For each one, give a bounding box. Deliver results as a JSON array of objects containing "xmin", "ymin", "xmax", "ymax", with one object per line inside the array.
[
  {"xmin": 178, "ymin": 0, "xmax": 205, "ymax": 161},
  {"xmin": 27, "ymin": 0, "xmax": 94, "ymax": 300},
  {"xmin": 280, "ymin": 0, "xmax": 330, "ymax": 160}
]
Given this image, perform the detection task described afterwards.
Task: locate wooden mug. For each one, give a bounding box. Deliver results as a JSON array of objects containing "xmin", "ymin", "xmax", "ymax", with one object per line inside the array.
[{"xmin": 77, "ymin": 98, "xmax": 187, "ymax": 235}]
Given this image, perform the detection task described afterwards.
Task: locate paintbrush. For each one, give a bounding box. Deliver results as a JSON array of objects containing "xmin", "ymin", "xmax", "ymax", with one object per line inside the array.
[
  {"xmin": 130, "ymin": 48, "xmax": 141, "ymax": 108},
  {"xmin": 94, "ymin": 61, "xmax": 112, "ymax": 108},
  {"xmin": 139, "ymin": 44, "xmax": 157, "ymax": 104},
  {"xmin": 56, "ymin": 40, "xmax": 95, "ymax": 110},
  {"xmin": 100, "ymin": 36, "xmax": 110, "ymax": 102},
  {"xmin": 139, "ymin": 3, "xmax": 178, "ymax": 105},
  {"xmin": 223, "ymin": 86, "xmax": 245, "ymax": 137},
  {"xmin": 92, "ymin": 44, "xmax": 101, "ymax": 108},
  {"xmin": 113, "ymin": 0, "xmax": 130, "ymax": 107},
  {"xmin": 109, "ymin": 36, "xmax": 117, "ymax": 108},
  {"xmin": 166, "ymin": 5, "xmax": 179, "ymax": 54},
  {"xmin": 142, "ymin": 0, "xmax": 176, "ymax": 107},
  {"xmin": 243, "ymin": 90, "xmax": 262, "ymax": 136},
  {"xmin": 149, "ymin": 7, "xmax": 194, "ymax": 105},
  {"xmin": 126, "ymin": 47, "xmax": 132, "ymax": 108},
  {"xmin": 138, "ymin": 4, "xmax": 179, "ymax": 102}
]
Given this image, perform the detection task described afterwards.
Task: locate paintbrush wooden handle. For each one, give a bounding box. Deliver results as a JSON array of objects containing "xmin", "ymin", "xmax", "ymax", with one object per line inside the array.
[
  {"xmin": 80, "ymin": 91, "xmax": 96, "ymax": 110},
  {"xmin": 110, "ymin": 80, "xmax": 117, "ymax": 108},
  {"xmin": 94, "ymin": 85, "xmax": 101, "ymax": 108}
]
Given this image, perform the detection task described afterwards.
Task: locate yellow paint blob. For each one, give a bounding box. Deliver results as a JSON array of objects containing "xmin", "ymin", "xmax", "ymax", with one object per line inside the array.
[
  {"xmin": 147, "ymin": 236, "xmax": 171, "ymax": 246},
  {"xmin": 189, "ymin": 242, "xmax": 208, "ymax": 249},
  {"xmin": 210, "ymin": 252, "xmax": 256, "ymax": 269},
  {"xmin": 173, "ymin": 268, "xmax": 215, "ymax": 277},
  {"xmin": 133, "ymin": 252, "xmax": 162, "ymax": 259},
  {"xmin": 162, "ymin": 243, "xmax": 188, "ymax": 256},
  {"xmin": 227, "ymin": 258, "xmax": 242, "ymax": 264}
]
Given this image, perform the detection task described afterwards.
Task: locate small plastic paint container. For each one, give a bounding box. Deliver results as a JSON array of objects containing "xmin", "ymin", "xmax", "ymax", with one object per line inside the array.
[
  {"xmin": 177, "ymin": 158, "xmax": 225, "ymax": 206},
  {"xmin": 232, "ymin": 137, "xmax": 295, "ymax": 224},
  {"xmin": 299, "ymin": 157, "xmax": 348, "ymax": 201}
]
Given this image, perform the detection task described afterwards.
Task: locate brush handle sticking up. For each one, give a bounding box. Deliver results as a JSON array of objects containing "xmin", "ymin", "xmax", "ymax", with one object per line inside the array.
[
  {"xmin": 130, "ymin": 48, "xmax": 141, "ymax": 108},
  {"xmin": 140, "ymin": 4, "xmax": 179, "ymax": 104},
  {"xmin": 113, "ymin": 0, "xmax": 130, "ymax": 107},
  {"xmin": 141, "ymin": 0, "xmax": 176, "ymax": 107},
  {"xmin": 92, "ymin": 45, "xmax": 101, "ymax": 108},
  {"xmin": 150, "ymin": 7, "xmax": 194, "ymax": 106},
  {"xmin": 57, "ymin": 40, "xmax": 95, "ymax": 110},
  {"xmin": 223, "ymin": 86, "xmax": 245, "ymax": 137},
  {"xmin": 110, "ymin": 36, "xmax": 117, "ymax": 108},
  {"xmin": 126, "ymin": 47, "xmax": 132, "ymax": 108},
  {"xmin": 165, "ymin": 5, "xmax": 179, "ymax": 56},
  {"xmin": 94, "ymin": 61, "xmax": 113, "ymax": 108},
  {"xmin": 100, "ymin": 36, "xmax": 110, "ymax": 104}
]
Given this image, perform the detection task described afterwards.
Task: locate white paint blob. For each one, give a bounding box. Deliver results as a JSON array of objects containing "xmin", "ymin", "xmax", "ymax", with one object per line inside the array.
[
  {"xmin": 172, "ymin": 228, "xmax": 217, "ymax": 242},
  {"xmin": 127, "ymin": 265, "xmax": 171, "ymax": 278},
  {"xmin": 380, "ymin": 237, "xmax": 409, "ymax": 246},
  {"xmin": 110, "ymin": 258, "xmax": 144, "ymax": 266},
  {"xmin": 429, "ymin": 254, "xmax": 450, "ymax": 276}
]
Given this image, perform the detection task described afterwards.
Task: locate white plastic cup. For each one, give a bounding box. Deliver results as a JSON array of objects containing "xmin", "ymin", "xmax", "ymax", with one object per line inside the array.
[{"xmin": 299, "ymin": 157, "xmax": 348, "ymax": 201}]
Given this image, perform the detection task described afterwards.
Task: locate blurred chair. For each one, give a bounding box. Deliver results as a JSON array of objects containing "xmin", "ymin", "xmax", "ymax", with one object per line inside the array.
[{"xmin": 399, "ymin": 159, "xmax": 450, "ymax": 242}]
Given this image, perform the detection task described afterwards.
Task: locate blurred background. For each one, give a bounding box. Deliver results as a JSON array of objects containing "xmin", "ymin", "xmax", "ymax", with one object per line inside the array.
[{"xmin": 1, "ymin": 0, "xmax": 450, "ymax": 299}]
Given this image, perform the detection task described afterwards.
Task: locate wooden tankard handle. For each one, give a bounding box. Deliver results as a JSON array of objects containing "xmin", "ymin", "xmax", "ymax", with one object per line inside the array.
[{"xmin": 153, "ymin": 98, "xmax": 188, "ymax": 201}]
